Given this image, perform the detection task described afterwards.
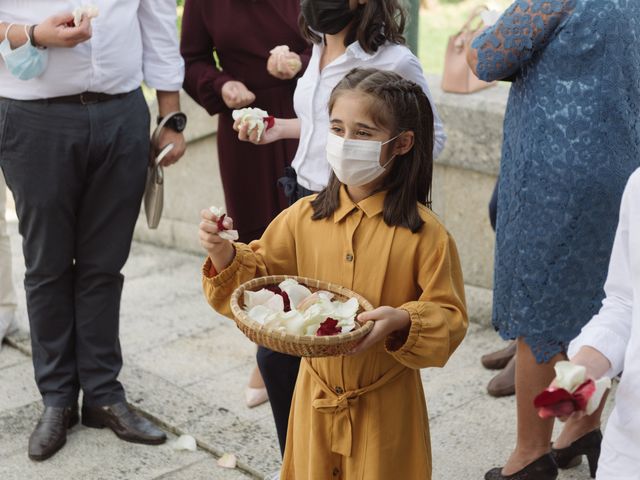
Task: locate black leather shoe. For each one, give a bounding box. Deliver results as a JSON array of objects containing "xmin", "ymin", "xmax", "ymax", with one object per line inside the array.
[
  {"xmin": 28, "ymin": 405, "xmax": 79, "ymax": 461},
  {"xmin": 485, "ymin": 454, "xmax": 558, "ymax": 479},
  {"xmin": 552, "ymin": 429, "xmax": 602, "ymax": 478},
  {"xmin": 81, "ymin": 402, "xmax": 166, "ymax": 445}
]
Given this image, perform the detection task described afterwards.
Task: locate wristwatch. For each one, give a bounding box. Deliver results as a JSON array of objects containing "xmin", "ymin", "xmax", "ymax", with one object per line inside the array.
[{"xmin": 157, "ymin": 112, "xmax": 187, "ymax": 133}]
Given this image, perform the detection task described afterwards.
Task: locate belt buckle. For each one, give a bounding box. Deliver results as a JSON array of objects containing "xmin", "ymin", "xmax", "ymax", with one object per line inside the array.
[{"xmin": 79, "ymin": 92, "xmax": 99, "ymax": 105}]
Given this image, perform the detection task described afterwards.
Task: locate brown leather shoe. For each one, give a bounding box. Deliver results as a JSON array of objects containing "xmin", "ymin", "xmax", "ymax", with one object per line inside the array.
[
  {"xmin": 28, "ymin": 405, "xmax": 79, "ymax": 461},
  {"xmin": 81, "ymin": 402, "xmax": 166, "ymax": 445},
  {"xmin": 487, "ymin": 355, "xmax": 516, "ymax": 397},
  {"xmin": 481, "ymin": 341, "xmax": 517, "ymax": 370}
]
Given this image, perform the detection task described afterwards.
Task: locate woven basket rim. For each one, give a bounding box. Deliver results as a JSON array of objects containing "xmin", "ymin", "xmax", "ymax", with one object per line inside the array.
[{"xmin": 230, "ymin": 275, "xmax": 374, "ymax": 346}]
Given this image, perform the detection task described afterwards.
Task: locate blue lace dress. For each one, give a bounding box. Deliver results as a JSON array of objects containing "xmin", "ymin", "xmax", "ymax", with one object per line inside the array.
[{"xmin": 472, "ymin": 0, "xmax": 640, "ymax": 362}]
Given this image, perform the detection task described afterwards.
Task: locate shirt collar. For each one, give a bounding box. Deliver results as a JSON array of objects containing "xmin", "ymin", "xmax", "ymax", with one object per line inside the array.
[
  {"xmin": 333, "ymin": 185, "xmax": 386, "ymax": 223},
  {"xmin": 316, "ymin": 39, "xmax": 376, "ymax": 62},
  {"xmin": 345, "ymin": 41, "xmax": 375, "ymax": 61}
]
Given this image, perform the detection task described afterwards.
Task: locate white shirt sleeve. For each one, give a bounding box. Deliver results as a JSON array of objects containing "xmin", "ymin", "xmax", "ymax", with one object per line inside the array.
[
  {"xmin": 393, "ymin": 52, "xmax": 447, "ymax": 159},
  {"xmin": 137, "ymin": 0, "xmax": 185, "ymax": 91},
  {"xmin": 567, "ymin": 173, "xmax": 637, "ymax": 378}
]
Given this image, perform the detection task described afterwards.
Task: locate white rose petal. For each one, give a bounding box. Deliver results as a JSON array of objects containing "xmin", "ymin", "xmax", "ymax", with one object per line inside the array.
[
  {"xmin": 554, "ymin": 361, "xmax": 587, "ymax": 393},
  {"xmin": 330, "ymin": 297, "xmax": 360, "ymax": 320},
  {"xmin": 217, "ymin": 453, "xmax": 237, "ymax": 469},
  {"xmin": 246, "ymin": 305, "xmax": 274, "ymax": 325},
  {"xmin": 208, "ymin": 206, "xmax": 239, "ymax": 242},
  {"xmin": 244, "ymin": 279, "xmax": 359, "ymax": 336},
  {"xmin": 279, "ymin": 279, "xmax": 312, "ymax": 309},
  {"xmin": 264, "ymin": 293, "xmax": 285, "ymax": 313},
  {"xmin": 73, "ymin": 5, "xmax": 99, "ymax": 27},
  {"xmin": 269, "ymin": 45, "xmax": 291, "ymax": 56},
  {"xmin": 244, "ymin": 289, "xmax": 276, "ymax": 309},
  {"xmin": 585, "ymin": 377, "xmax": 612, "ymax": 415},
  {"xmin": 209, "ymin": 206, "xmax": 224, "ymax": 217},
  {"xmin": 232, "ymin": 107, "xmax": 270, "ymax": 141},
  {"xmin": 218, "ymin": 230, "xmax": 239, "ymax": 242},
  {"xmin": 171, "ymin": 434, "xmax": 197, "ymax": 452}
]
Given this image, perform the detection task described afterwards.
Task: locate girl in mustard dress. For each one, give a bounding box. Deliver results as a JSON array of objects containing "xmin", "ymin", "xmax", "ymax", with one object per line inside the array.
[{"xmin": 199, "ymin": 68, "xmax": 468, "ymax": 479}]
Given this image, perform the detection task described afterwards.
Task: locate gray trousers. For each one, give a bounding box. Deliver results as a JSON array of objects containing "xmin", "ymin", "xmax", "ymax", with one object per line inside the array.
[{"xmin": 0, "ymin": 89, "xmax": 150, "ymax": 407}]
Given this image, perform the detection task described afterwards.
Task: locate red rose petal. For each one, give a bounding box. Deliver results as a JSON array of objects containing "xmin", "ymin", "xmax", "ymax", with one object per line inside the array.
[
  {"xmin": 537, "ymin": 400, "xmax": 577, "ymax": 419},
  {"xmin": 216, "ymin": 213, "xmax": 227, "ymax": 232},
  {"xmin": 573, "ymin": 379, "xmax": 596, "ymax": 411},
  {"xmin": 316, "ymin": 318, "xmax": 342, "ymax": 336},
  {"xmin": 264, "ymin": 116, "xmax": 275, "ymax": 130},
  {"xmin": 534, "ymin": 387, "xmax": 574, "ymax": 408},
  {"xmin": 533, "ymin": 379, "xmax": 597, "ymax": 419},
  {"xmin": 264, "ymin": 285, "xmax": 291, "ymax": 312}
]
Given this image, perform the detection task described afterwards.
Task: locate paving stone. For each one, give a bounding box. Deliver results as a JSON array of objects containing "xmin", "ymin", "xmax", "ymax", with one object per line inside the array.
[
  {"xmin": 118, "ymin": 364, "xmax": 216, "ymax": 429},
  {"xmin": 129, "ymin": 322, "xmax": 256, "ymax": 388},
  {"xmin": 0, "ymin": 361, "xmax": 41, "ymax": 411},
  {"xmin": 0, "ymin": 345, "xmax": 29, "ymax": 370},
  {"xmin": 185, "ymin": 363, "xmax": 272, "ymax": 425},
  {"xmin": 179, "ymin": 408, "xmax": 281, "ymax": 478},
  {"xmin": 158, "ymin": 457, "xmax": 254, "ymax": 480}
]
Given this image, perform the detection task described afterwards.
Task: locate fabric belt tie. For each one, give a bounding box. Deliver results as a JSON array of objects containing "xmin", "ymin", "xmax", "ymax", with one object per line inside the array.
[{"xmin": 301, "ymin": 359, "xmax": 409, "ymax": 457}]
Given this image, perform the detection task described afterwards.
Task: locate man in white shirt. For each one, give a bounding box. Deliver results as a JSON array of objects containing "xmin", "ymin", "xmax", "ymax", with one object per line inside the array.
[{"xmin": 0, "ymin": 2, "xmax": 186, "ymax": 461}]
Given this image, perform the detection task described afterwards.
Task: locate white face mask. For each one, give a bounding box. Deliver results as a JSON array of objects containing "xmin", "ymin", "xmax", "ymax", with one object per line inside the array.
[
  {"xmin": 326, "ymin": 132, "xmax": 401, "ymax": 187},
  {"xmin": 0, "ymin": 24, "xmax": 48, "ymax": 81}
]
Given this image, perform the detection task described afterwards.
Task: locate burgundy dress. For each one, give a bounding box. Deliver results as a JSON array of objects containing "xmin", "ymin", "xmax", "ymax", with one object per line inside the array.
[{"xmin": 181, "ymin": 0, "xmax": 310, "ymax": 242}]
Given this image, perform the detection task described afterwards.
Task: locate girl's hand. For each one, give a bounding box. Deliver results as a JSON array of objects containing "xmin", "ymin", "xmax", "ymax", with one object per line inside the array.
[
  {"xmin": 349, "ymin": 307, "xmax": 411, "ymax": 355},
  {"xmin": 233, "ymin": 117, "xmax": 282, "ymax": 145},
  {"xmin": 267, "ymin": 51, "xmax": 302, "ymax": 80},
  {"xmin": 199, "ymin": 209, "xmax": 236, "ymax": 272},
  {"xmin": 221, "ymin": 81, "xmax": 256, "ymax": 109}
]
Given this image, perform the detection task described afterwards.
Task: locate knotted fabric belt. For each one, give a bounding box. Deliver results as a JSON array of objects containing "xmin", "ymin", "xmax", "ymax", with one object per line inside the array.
[{"xmin": 301, "ymin": 358, "xmax": 410, "ymax": 457}]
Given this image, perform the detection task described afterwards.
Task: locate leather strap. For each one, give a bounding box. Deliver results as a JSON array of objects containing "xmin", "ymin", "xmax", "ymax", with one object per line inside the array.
[
  {"xmin": 458, "ymin": 5, "xmax": 489, "ymax": 34},
  {"xmin": 19, "ymin": 91, "xmax": 129, "ymax": 105}
]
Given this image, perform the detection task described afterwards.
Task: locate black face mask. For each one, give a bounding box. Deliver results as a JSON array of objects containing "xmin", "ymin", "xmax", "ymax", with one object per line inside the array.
[{"xmin": 301, "ymin": 0, "xmax": 356, "ymax": 35}]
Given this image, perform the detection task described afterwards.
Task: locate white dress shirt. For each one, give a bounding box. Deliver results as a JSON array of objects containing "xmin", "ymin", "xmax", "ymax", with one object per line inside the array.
[
  {"xmin": 0, "ymin": 0, "xmax": 184, "ymax": 99},
  {"xmin": 568, "ymin": 168, "xmax": 640, "ymax": 479},
  {"xmin": 292, "ymin": 41, "xmax": 447, "ymax": 192}
]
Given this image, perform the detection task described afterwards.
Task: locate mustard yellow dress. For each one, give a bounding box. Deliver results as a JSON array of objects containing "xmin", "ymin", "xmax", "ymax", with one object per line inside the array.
[{"xmin": 203, "ymin": 187, "xmax": 468, "ymax": 479}]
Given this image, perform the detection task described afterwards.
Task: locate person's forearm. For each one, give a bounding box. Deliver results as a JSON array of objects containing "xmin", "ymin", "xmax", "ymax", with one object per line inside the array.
[
  {"xmin": 156, "ymin": 90, "xmax": 181, "ymax": 118},
  {"xmin": 210, "ymin": 243, "xmax": 235, "ymax": 275},
  {"xmin": 571, "ymin": 346, "xmax": 612, "ymax": 379},
  {"xmin": 275, "ymin": 118, "xmax": 301, "ymax": 140},
  {"xmin": 0, "ymin": 22, "xmax": 30, "ymax": 48}
]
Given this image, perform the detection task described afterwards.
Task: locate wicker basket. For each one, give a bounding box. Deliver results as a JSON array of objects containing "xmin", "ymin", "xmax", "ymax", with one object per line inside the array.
[{"xmin": 230, "ymin": 275, "xmax": 374, "ymax": 357}]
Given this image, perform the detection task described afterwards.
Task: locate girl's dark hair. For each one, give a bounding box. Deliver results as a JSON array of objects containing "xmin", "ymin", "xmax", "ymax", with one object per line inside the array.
[
  {"xmin": 299, "ymin": 0, "xmax": 406, "ymax": 54},
  {"xmin": 311, "ymin": 68, "xmax": 435, "ymax": 233}
]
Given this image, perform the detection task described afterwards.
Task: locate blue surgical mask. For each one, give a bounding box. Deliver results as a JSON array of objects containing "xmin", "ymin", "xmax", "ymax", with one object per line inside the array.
[{"xmin": 0, "ymin": 24, "xmax": 48, "ymax": 81}]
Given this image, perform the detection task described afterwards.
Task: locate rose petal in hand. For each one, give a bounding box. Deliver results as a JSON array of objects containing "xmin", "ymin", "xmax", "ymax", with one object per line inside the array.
[
  {"xmin": 537, "ymin": 400, "xmax": 577, "ymax": 419},
  {"xmin": 572, "ymin": 379, "xmax": 596, "ymax": 411}
]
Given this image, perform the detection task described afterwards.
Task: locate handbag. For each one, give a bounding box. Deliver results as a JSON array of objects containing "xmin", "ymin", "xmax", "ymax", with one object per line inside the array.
[
  {"xmin": 144, "ymin": 113, "xmax": 179, "ymax": 229},
  {"xmin": 441, "ymin": 5, "xmax": 496, "ymax": 94}
]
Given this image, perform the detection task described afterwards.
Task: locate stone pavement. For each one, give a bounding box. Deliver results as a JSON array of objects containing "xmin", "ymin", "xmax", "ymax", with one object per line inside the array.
[{"xmin": 1, "ymin": 213, "xmax": 614, "ymax": 479}]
